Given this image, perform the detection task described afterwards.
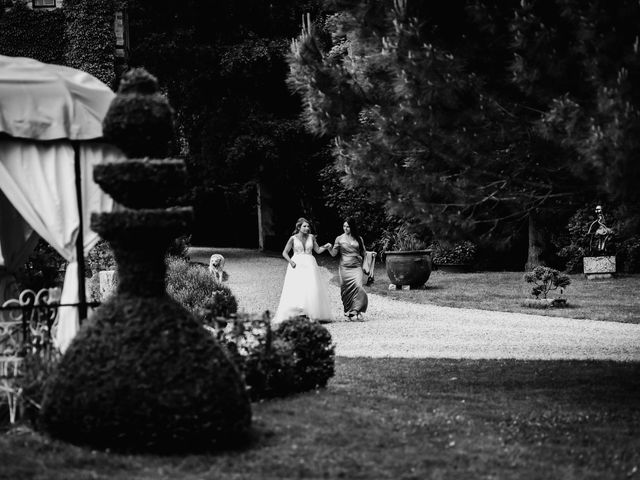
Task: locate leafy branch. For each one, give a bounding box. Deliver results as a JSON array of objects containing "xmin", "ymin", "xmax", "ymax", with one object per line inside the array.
[{"xmin": 524, "ymin": 266, "xmax": 571, "ymax": 299}]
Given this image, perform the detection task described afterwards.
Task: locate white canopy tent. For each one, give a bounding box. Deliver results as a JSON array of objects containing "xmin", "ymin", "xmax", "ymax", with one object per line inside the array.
[{"xmin": 0, "ymin": 55, "xmax": 124, "ymax": 352}]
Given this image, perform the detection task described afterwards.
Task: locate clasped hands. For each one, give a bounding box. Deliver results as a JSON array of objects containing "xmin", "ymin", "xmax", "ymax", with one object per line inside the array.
[{"xmin": 289, "ymin": 243, "xmax": 333, "ymax": 269}]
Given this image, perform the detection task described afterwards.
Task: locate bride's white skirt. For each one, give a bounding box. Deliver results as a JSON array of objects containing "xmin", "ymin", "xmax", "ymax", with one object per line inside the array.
[{"xmin": 273, "ymin": 253, "xmax": 333, "ymax": 324}]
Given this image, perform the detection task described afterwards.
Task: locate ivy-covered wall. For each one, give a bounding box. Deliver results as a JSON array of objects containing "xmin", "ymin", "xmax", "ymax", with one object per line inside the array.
[
  {"xmin": 0, "ymin": 2, "xmax": 66, "ymax": 64},
  {"xmin": 63, "ymin": 0, "xmax": 119, "ymax": 88},
  {"xmin": 0, "ymin": 0, "xmax": 121, "ymax": 88}
]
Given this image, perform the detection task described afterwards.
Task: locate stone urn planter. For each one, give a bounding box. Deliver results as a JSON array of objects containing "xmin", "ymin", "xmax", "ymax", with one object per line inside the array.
[{"xmin": 384, "ymin": 249, "xmax": 432, "ymax": 289}]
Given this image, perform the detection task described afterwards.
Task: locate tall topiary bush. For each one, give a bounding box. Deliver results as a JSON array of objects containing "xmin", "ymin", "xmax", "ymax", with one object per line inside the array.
[{"xmin": 40, "ymin": 68, "xmax": 251, "ymax": 453}]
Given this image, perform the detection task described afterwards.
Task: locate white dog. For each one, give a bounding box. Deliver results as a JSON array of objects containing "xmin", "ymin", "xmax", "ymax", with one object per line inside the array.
[{"xmin": 208, "ymin": 253, "xmax": 225, "ymax": 282}]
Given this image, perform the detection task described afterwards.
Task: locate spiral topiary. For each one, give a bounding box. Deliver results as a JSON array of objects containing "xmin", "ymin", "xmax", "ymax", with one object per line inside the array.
[{"xmin": 41, "ymin": 68, "xmax": 251, "ymax": 453}]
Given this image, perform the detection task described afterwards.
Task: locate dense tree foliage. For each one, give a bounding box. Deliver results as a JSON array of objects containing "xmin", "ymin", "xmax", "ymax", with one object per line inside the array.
[
  {"xmin": 288, "ymin": 0, "xmax": 640, "ymax": 266},
  {"xmin": 126, "ymin": 0, "xmax": 340, "ymax": 247},
  {"xmin": 511, "ymin": 0, "xmax": 640, "ymax": 230},
  {"xmin": 5, "ymin": 0, "xmax": 638, "ymax": 264}
]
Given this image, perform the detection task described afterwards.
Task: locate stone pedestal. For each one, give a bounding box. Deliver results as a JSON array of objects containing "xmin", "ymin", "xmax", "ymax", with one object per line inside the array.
[{"xmin": 583, "ymin": 256, "xmax": 616, "ymax": 280}]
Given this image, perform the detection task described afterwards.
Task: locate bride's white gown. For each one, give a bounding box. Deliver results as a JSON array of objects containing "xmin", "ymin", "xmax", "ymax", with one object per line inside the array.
[{"xmin": 273, "ymin": 235, "xmax": 333, "ymax": 324}]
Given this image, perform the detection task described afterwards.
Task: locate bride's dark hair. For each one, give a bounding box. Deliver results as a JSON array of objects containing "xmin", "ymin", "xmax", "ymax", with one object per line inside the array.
[
  {"xmin": 293, "ymin": 217, "xmax": 312, "ymax": 235},
  {"xmin": 345, "ymin": 217, "xmax": 365, "ymax": 257}
]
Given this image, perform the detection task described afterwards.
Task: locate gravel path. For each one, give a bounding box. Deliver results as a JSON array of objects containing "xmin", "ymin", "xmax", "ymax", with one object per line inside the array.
[{"xmin": 190, "ymin": 247, "xmax": 640, "ymax": 361}]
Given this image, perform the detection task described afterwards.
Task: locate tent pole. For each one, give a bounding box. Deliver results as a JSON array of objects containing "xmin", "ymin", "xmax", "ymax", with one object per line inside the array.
[{"xmin": 73, "ymin": 142, "xmax": 87, "ymax": 322}]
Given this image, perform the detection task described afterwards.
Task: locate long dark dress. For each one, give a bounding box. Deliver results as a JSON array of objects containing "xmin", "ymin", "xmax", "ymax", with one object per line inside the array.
[{"xmin": 334, "ymin": 235, "xmax": 368, "ymax": 315}]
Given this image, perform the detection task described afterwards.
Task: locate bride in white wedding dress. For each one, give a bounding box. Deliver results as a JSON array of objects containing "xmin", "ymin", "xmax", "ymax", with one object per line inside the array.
[{"xmin": 273, "ymin": 217, "xmax": 334, "ymax": 324}]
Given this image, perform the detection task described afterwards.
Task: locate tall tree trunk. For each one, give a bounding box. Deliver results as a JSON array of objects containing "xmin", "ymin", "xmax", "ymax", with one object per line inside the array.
[{"xmin": 525, "ymin": 212, "xmax": 546, "ymax": 270}]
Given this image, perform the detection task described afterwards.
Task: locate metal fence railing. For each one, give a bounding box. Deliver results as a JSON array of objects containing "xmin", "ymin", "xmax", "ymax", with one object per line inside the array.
[{"xmin": 0, "ymin": 288, "xmax": 99, "ymax": 423}]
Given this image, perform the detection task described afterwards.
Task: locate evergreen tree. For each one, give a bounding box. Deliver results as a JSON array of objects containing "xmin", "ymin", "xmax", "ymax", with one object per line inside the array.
[
  {"xmin": 288, "ymin": 0, "xmax": 640, "ymax": 265},
  {"xmin": 289, "ymin": 1, "xmax": 567, "ymax": 259},
  {"xmin": 510, "ymin": 0, "xmax": 640, "ymax": 229}
]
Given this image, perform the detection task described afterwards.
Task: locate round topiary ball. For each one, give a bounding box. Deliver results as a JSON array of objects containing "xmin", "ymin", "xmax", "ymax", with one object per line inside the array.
[
  {"xmin": 40, "ymin": 295, "xmax": 251, "ymax": 453},
  {"xmin": 205, "ymin": 286, "xmax": 238, "ymax": 319},
  {"xmin": 274, "ymin": 316, "xmax": 335, "ymax": 392},
  {"xmin": 103, "ymin": 68, "xmax": 175, "ymax": 158},
  {"xmin": 244, "ymin": 337, "xmax": 297, "ymax": 400}
]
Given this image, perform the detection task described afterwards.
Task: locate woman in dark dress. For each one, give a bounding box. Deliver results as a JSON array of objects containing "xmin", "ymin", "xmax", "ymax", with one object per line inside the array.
[{"xmin": 329, "ymin": 218, "xmax": 368, "ymax": 320}]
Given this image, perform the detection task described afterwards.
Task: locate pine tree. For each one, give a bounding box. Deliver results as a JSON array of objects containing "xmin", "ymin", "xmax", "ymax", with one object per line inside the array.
[
  {"xmin": 289, "ymin": 1, "xmax": 496, "ymax": 239},
  {"xmin": 511, "ymin": 0, "xmax": 640, "ymax": 212},
  {"xmin": 288, "ymin": 0, "xmax": 640, "ymax": 264}
]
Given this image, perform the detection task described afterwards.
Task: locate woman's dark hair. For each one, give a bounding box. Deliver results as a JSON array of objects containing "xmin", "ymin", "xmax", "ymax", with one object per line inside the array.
[
  {"xmin": 344, "ymin": 218, "xmax": 365, "ymax": 257},
  {"xmin": 292, "ymin": 217, "xmax": 312, "ymax": 235}
]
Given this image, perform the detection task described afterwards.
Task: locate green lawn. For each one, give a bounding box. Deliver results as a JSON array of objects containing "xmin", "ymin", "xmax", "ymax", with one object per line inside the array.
[
  {"xmin": 359, "ymin": 264, "xmax": 640, "ymax": 324},
  {"xmin": 2, "ymin": 357, "xmax": 639, "ymax": 479}
]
